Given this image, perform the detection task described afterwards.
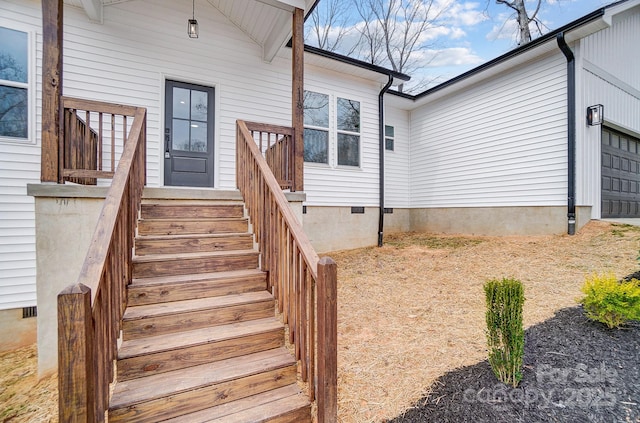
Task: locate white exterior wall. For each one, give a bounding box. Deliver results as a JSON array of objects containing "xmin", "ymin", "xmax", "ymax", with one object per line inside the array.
[
  {"xmin": 576, "ymin": 8, "xmax": 640, "ymax": 218},
  {"xmin": 409, "ymin": 53, "xmax": 569, "ymax": 208},
  {"xmin": 384, "ymin": 105, "xmax": 410, "ymax": 208},
  {"xmin": 303, "ymin": 65, "xmax": 384, "ymax": 207},
  {"xmin": 0, "ymin": 1, "xmax": 42, "ymax": 310},
  {"xmin": 0, "ymin": 0, "xmax": 388, "ymax": 310}
]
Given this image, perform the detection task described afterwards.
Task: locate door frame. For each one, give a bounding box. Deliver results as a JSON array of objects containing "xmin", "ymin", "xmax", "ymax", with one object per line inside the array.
[{"xmin": 160, "ymin": 74, "xmax": 221, "ymax": 188}]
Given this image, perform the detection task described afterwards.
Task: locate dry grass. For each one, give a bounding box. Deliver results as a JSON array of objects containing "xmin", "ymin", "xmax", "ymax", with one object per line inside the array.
[
  {"xmin": 1, "ymin": 221, "xmax": 638, "ymax": 423},
  {"xmin": 332, "ymin": 221, "xmax": 640, "ymax": 422},
  {"xmin": 0, "ymin": 344, "xmax": 57, "ymax": 422}
]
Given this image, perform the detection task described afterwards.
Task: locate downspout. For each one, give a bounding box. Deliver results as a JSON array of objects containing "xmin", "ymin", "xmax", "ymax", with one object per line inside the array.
[
  {"xmin": 378, "ymin": 75, "xmax": 394, "ymax": 247},
  {"xmin": 557, "ymin": 32, "xmax": 576, "ymax": 235}
]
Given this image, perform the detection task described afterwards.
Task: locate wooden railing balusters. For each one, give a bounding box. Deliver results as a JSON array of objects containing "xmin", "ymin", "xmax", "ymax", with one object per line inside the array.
[
  {"xmin": 57, "ymin": 99, "xmax": 146, "ymax": 423},
  {"xmin": 236, "ymin": 119, "xmax": 337, "ymax": 422}
]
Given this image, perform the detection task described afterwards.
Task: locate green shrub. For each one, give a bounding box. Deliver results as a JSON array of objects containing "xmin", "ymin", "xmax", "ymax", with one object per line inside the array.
[
  {"xmin": 484, "ymin": 278, "xmax": 525, "ymax": 387},
  {"xmin": 580, "ymin": 273, "xmax": 640, "ymax": 329}
]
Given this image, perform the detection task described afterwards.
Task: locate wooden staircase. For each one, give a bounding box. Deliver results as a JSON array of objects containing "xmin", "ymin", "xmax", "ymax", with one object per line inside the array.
[{"xmin": 107, "ymin": 200, "xmax": 312, "ymax": 422}]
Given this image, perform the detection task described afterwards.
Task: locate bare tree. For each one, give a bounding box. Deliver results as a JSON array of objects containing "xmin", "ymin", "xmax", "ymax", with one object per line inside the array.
[
  {"xmin": 353, "ymin": 0, "xmax": 446, "ymax": 92},
  {"xmin": 306, "ymin": 0, "xmax": 356, "ymax": 53},
  {"xmin": 495, "ymin": 0, "xmax": 544, "ymax": 45}
]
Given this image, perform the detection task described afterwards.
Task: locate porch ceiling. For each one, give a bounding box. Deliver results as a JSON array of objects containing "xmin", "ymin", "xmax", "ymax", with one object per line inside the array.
[{"xmin": 64, "ymin": 0, "xmax": 316, "ymax": 62}]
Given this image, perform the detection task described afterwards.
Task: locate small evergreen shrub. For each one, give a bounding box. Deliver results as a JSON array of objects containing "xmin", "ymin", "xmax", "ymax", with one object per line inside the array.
[
  {"xmin": 484, "ymin": 278, "xmax": 525, "ymax": 387},
  {"xmin": 580, "ymin": 273, "xmax": 640, "ymax": 329}
]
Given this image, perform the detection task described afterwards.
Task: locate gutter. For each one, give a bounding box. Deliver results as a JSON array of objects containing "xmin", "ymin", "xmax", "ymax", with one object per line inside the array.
[
  {"xmin": 557, "ymin": 32, "xmax": 576, "ymax": 235},
  {"xmin": 378, "ymin": 75, "xmax": 394, "ymax": 247}
]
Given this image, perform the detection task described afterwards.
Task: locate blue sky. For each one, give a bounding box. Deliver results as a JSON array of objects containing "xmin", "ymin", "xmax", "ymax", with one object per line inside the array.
[{"xmin": 305, "ymin": 0, "xmax": 613, "ymax": 91}]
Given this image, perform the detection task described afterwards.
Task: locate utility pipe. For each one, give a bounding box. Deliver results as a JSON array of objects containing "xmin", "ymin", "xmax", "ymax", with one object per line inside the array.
[
  {"xmin": 378, "ymin": 75, "xmax": 394, "ymax": 247},
  {"xmin": 557, "ymin": 32, "xmax": 576, "ymax": 235}
]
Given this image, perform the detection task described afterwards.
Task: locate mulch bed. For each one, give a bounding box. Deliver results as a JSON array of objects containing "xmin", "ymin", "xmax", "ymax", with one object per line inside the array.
[{"xmin": 387, "ymin": 306, "xmax": 640, "ymax": 423}]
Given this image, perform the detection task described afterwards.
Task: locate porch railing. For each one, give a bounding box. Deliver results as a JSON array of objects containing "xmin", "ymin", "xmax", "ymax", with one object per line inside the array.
[
  {"xmin": 57, "ymin": 99, "xmax": 147, "ymax": 422},
  {"xmin": 61, "ymin": 97, "xmax": 140, "ymax": 184},
  {"xmin": 245, "ymin": 121, "xmax": 297, "ymax": 191},
  {"xmin": 237, "ymin": 120, "xmax": 337, "ymax": 422}
]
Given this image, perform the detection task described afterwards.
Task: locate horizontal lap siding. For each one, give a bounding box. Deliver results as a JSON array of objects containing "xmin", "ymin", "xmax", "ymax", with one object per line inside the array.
[
  {"xmin": 384, "ymin": 106, "xmax": 410, "ymax": 208},
  {"xmin": 0, "ymin": 1, "xmax": 42, "ymax": 310},
  {"xmin": 409, "ymin": 53, "xmax": 568, "ymax": 208},
  {"xmin": 62, "ymin": 0, "xmax": 294, "ymax": 190},
  {"xmin": 303, "ymin": 66, "xmax": 382, "ymax": 206},
  {"xmin": 577, "ymin": 11, "xmax": 640, "ymax": 218}
]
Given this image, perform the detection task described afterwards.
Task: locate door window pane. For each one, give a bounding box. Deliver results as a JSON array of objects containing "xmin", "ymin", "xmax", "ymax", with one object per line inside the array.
[
  {"xmin": 304, "ymin": 91, "xmax": 329, "ymax": 128},
  {"xmin": 304, "ymin": 128, "xmax": 328, "ymax": 164},
  {"xmin": 338, "ymin": 133, "xmax": 359, "ymax": 166},
  {"xmin": 172, "ymin": 119, "xmax": 190, "ymax": 151},
  {"xmin": 172, "ymin": 87, "xmax": 190, "ymax": 119},
  {"xmin": 191, "ymin": 90, "xmax": 208, "ymax": 121},
  {"xmin": 190, "ymin": 122, "xmax": 207, "ymax": 152},
  {"xmin": 0, "ymin": 27, "xmax": 28, "ymax": 83},
  {"xmin": 337, "ymin": 98, "xmax": 360, "ymax": 132}
]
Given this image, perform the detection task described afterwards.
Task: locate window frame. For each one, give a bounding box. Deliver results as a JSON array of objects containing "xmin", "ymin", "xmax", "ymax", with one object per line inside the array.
[
  {"xmin": 0, "ymin": 22, "xmax": 35, "ymax": 144},
  {"xmin": 303, "ymin": 89, "xmax": 362, "ymax": 169},
  {"xmin": 384, "ymin": 124, "xmax": 395, "ymax": 152}
]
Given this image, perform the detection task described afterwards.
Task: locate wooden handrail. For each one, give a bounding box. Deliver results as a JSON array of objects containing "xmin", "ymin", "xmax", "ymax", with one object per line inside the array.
[
  {"xmin": 57, "ymin": 103, "xmax": 147, "ymax": 422},
  {"xmin": 245, "ymin": 121, "xmax": 297, "ymax": 191},
  {"xmin": 236, "ymin": 120, "xmax": 337, "ymax": 422},
  {"xmin": 61, "ymin": 96, "xmax": 136, "ymax": 184}
]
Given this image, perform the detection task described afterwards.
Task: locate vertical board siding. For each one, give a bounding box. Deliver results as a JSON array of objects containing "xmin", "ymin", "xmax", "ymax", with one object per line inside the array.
[
  {"xmin": 577, "ymin": 10, "xmax": 640, "ymax": 218},
  {"xmin": 0, "ymin": 1, "xmax": 42, "ymax": 310},
  {"xmin": 409, "ymin": 53, "xmax": 569, "ymax": 208},
  {"xmin": 384, "ymin": 106, "xmax": 410, "ymax": 208}
]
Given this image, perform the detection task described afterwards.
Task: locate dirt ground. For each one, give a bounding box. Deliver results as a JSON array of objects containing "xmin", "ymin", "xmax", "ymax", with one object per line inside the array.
[{"xmin": 1, "ymin": 221, "xmax": 638, "ymax": 422}]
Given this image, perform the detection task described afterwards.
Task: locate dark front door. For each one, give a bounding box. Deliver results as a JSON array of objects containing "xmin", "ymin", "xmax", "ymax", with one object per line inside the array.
[{"xmin": 164, "ymin": 80, "xmax": 215, "ymax": 187}]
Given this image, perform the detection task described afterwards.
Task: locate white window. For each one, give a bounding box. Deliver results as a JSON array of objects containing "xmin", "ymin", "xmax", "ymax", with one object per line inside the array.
[
  {"xmin": 385, "ymin": 125, "xmax": 394, "ymax": 151},
  {"xmin": 0, "ymin": 25, "xmax": 31, "ymax": 142},
  {"xmin": 304, "ymin": 90, "xmax": 361, "ymax": 168}
]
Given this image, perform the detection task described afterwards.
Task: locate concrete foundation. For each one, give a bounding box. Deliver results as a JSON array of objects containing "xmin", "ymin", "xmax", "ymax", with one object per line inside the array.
[
  {"xmin": 303, "ymin": 206, "xmax": 378, "ymax": 253},
  {"xmin": 409, "ymin": 206, "xmax": 592, "ymax": 236},
  {"xmin": 0, "ymin": 308, "xmax": 37, "ymax": 352}
]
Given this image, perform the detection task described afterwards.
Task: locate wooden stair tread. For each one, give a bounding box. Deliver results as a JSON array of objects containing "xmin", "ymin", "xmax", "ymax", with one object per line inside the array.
[
  {"xmin": 119, "ymin": 317, "xmax": 283, "ymax": 358},
  {"xmin": 109, "ymin": 347, "xmax": 296, "ymax": 410},
  {"xmin": 131, "ymin": 268, "xmax": 265, "ymax": 287},
  {"xmin": 135, "ymin": 232, "xmax": 250, "ymax": 241},
  {"xmin": 132, "ymin": 249, "xmax": 257, "ymax": 264},
  {"xmin": 139, "ymin": 217, "xmax": 247, "ymax": 222},
  {"xmin": 161, "ymin": 385, "xmax": 309, "ymax": 423},
  {"xmin": 123, "ymin": 290, "xmax": 273, "ymax": 321}
]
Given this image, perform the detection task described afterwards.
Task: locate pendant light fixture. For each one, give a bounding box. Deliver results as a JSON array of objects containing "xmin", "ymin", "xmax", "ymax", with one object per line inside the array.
[{"xmin": 188, "ymin": 0, "xmax": 199, "ymax": 38}]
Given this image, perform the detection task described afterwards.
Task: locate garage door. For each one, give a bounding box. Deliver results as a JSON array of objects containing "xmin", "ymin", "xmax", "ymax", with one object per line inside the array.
[{"xmin": 601, "ymin": 127, "xmax": 640, "ymax": 217}]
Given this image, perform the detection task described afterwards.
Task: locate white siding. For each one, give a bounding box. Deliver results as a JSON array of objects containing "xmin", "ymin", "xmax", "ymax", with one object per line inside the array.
[
  {"xmin": 0, "ymin": 1, "xmax": 42, "ymax": 310},
  {"xmin": 409, "ymin": 53, "xmax": 569, "ymax": 208},
  {"xmin": 384, "ymin": 105, "xmax": 410, "ymax": 208},
  {"xmin": 0, "ymin": 0, "xmax": 387, "ymax": 310},
  {"xmin": 576, "ymin": 10, "xmax": 640, "ymax": 218},
  {"xmin": 303, "ymin": 65, "xmax": 384, "ymax": 207}
]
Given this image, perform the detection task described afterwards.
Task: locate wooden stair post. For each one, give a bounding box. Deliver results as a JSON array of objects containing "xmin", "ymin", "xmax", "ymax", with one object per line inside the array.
[
  {"xmin": 317, "ymin": 257, "xmax": 338, "ymax": 423},
  {"xmin": 57, "ymin": 284, "xmax": 95, "ymax": 423}
]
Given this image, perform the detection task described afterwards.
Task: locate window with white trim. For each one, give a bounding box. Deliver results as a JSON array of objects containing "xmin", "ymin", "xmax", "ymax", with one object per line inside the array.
[
  {"xmin": 385, "ymin": 125, "xmax": 394, "ymax": 151},
  {"xmin": 0, "ymin": 26, "xmax": 30, "ymax": 141},
  {"xmin": 304, "ymin": 90, "xmax": 361, "ymax": 168}
]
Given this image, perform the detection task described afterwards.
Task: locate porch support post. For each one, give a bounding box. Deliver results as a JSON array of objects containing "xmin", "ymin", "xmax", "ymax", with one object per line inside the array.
[
  {"xmin": 41, "ymin": 0, "xmax": 64, "ymax": 183},
  {"xmin": 291, "ymin": 7, "xmax": 304, "ymax": 192}
]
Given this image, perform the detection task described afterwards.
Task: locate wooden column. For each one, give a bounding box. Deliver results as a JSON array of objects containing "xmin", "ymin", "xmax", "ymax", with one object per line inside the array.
[
  {"xmin": 42, "ymin": 0, "xmax": 64, "ymax": 182},
  {"xmin": 58, "ymin": 283, "xmax": 95, "ymax": 423},
  {"xmin": 317, "ymin": 257, "xmax": 337, "ymax": 423},
  {"xmin": 291, "ymin": 7, "xmax": 304, "ymax": 192}
]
